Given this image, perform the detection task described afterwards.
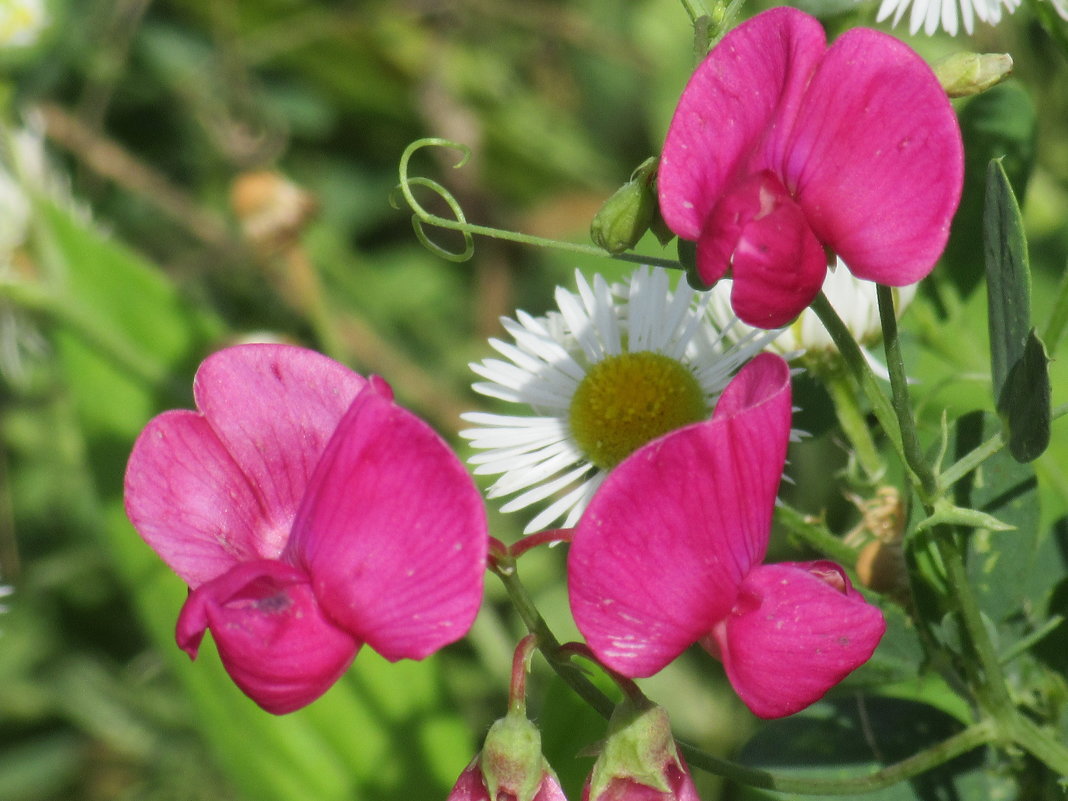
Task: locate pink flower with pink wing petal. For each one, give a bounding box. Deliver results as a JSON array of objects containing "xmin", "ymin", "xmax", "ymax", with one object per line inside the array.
[
  {"xmin": 658, "ymin": 7, "xmax": 963, "ymax": 329},
  {"xmin": 124, "ymin": 344, "xmax": 487, "ymax": 714},
  {"xmin": 568, "ymin": 353, "xmax": 885, "ymax": 719}
]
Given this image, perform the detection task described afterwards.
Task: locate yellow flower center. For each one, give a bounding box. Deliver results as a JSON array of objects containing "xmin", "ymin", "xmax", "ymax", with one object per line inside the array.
[{"xmin": 568, "ymin": 351, "xmax": 707, "ymax": 470}]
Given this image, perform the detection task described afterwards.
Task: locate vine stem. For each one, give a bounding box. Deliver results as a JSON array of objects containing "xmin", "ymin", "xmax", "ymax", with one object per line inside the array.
[
  {"xmin": 810, "ymin": 293, "xmax": 909, "ymax": 486},
  {"xmin": 395, "ymin": 138, "xmax": 683, "ymax": 270},
  {"xmin": 824, "ymin": 370, "xmax": 885, "ymax": 483},
  {"xmin": 488, "ymin": 556, "xmax": 996, "ymax": 794},
  {"xmin": 875, "ymin": 286, "xmax": 937, "ymax": 501}
]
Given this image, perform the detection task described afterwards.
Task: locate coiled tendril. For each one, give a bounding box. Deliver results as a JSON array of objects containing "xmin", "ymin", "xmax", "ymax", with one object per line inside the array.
[{"xmin": 392, "ymin": 137, "xmax": 682, "ymax": 268}]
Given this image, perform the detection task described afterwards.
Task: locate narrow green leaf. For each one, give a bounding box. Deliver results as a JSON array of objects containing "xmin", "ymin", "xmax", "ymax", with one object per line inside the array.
[
  {"xmin": 983, "ymin": 158, "xmax": 1050, "ymax": 462},
  {"xmin": 984, "ymin": 157, "xmax": 1031, "ymax": 397},
  {"xmin": 999, "ymin": 329, "xmax": 1051, "ymax": 462}
]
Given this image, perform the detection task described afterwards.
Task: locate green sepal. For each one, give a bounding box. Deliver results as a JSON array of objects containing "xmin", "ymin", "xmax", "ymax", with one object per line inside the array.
[
  {"xmin": 590, "ymin": 157, "xmax": 658, "ymax": 255},
  {"xmin": 480, "ymin": 711, "xmax": 547, "ymax": 801},
  {"xmin": 588, "ymin": 699, "xmax": 678, "ymax": 800}
]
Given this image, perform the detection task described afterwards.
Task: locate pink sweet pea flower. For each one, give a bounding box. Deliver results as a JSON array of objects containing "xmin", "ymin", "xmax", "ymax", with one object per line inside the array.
[
  {"xmin": 658, "ymin": 7, "xmax": 964, "ymax": 329},
  {"xmin": 124, "ymin": 344, "xmax": 487, "ymax": 714},
  {"xmin": 568, "ymin": 353, "xmax": 885, "ymax": 719}
]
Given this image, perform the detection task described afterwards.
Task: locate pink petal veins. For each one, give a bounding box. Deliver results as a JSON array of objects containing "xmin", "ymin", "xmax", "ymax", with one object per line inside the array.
[
  {"xmin": 176, "ymin": 559, "xmax": 359, "ymax": 715},
  {"xmin": 784, "ymin": 27, "xmax": 964, "ymax": 285},
  {"xmin": 658, "ymin": 7, "xmax": 827, "ymax": 240},
  {"xmin": 290, "ymin": 386, "xmax": 487, "ymax": 662},
  {"xmin": 709, "ymin": 561, "xmax": 886, "ymax": 719},
  {"xmin": 191, "ymin": 344, "xmax": 367, "ymax": 555},
  {"xmin": 569, "ymin": 354, "xmax": 793, "ymax": 678},
  {"xmin": 125, "ymin": 410, "xmax": 264, "ymax": 587}
]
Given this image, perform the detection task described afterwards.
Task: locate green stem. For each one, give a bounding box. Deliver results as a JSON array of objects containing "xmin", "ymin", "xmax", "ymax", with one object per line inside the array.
[
  {"xmin": 824, "ymin": 370, "xmax": 885, "ymax": 483},
  {"xmin": 876, "ymin": 285, "xmax": 937, "ymax": 502},
  {"xmin": 490, "ymin": 554, "xmax": 996, "ymax": 793},
  {"xmin": 490, "ymin": 554, "xmax": 616, "ymax": 719},
  {"xmin": 396, "ymin": 138, "xmax": 682, "ymax": 270},
  {"xmin": 1006, "ymin": 715, "xmax": 1068, "ymax": 776},
  {"xmin": 811, "ymin": 293, "xmax": 907, "ymax": 471},
  {"xmin": 774, "ymin": 504, "xmax": 858, "ymax": 566},
  {"xmin": 1041, "ymin": 263, "xmax": 1068, "ymax": 354},
  {"xmin": 936, "ymin": 529, "xmax": 1014, "ymax": 716},
  {"xmin": 678, "ymin": 0, "xmax": 709, "ymax": 23}
]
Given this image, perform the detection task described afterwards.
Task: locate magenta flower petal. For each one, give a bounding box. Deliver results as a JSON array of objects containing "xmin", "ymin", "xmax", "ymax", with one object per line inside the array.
[
  {"xmin": 125, "ymin": 410, "xmax": 264, "ymax": 587},
  {"xmin": 658, "ymin": 8, "xmax": 826, "ymax": 241},
  {"xmin": 176, "ymin": 559, "xmax": 359, "ymax": 714},
  {"xmin": 658, "ymin": 7, "xmax": 963, "ymax": 327},
  {"xmin": 569, "ymin": 354, "xmax": 792, "ymax": 678},
  {"xmin": 710, "ymin": 561, "xmax": 886, "ymax": 719},
  {"xmin": 785, "ymin": 28, "xmax": 963, "ymax": 285},
  {"xmin": 290, "ymin": 386, "xmax": 487, "ymax": 662},
  {"xmin": 700, "ymin": 172, "xmax": 826, "ymax": 327},
  {"xmin": 191, "ymin": 344, "xmax": 367, "ymax": 554}
]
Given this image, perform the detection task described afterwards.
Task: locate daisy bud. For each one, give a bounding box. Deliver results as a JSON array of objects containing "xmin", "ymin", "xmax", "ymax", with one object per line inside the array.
[
  {"xmin": 447, "ymin": 711, "xmax": 565, "ymax": 801},
  {"xmin": 933, "ymin": 52, "xmax": 1013, "ymax": 98},
  {"xmin": 590, "ymin": 157, "xmax": 658, "ymax": 255},
  {"xmin": 583, "ymin": 699, "xmax": 700, "ymax": 801}
]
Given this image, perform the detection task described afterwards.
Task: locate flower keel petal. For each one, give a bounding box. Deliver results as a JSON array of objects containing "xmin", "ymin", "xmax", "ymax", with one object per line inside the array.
[
  {"xmin": 711, "ymin": 561, "xmax": 886, "ymax": 718},
  {"xmin": 176, "ymin": 559, "xmax": 358, "ymax": 714}
]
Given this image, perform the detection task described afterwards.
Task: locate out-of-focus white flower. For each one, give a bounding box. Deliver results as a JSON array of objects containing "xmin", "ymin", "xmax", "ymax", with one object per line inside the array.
[
  {"xmin": 0, "ymin": 0, "xmax": 49, "ymax": 48},
  {"xmin": 707, "ymin": 260, "xmax": 916, "ymax": 375},
  {"xmin": 871, "ymin": 0, "xmax": 1068, "ymax": 35}
]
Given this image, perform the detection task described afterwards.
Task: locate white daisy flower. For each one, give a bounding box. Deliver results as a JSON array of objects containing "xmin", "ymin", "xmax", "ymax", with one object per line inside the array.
[
  {"xmin": 0, "ymin": 0, "xmax": 49, "ymax": 49},
  {"xmin": 706, "ymin": 259, "xmax": 916, "ymax": 376},
  {"xmin": 871, "ymin": 0, "xmax": 1024, "ymax": 36},
  {"xmin": 460, "ymin": 266, "xmax": 779, "ymax": 534}
]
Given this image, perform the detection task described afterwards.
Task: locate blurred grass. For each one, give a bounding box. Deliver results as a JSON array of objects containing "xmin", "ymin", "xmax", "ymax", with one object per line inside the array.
[{"xmin": 0, "ymin": 0, "xmax": 1065, "ymax": 799}]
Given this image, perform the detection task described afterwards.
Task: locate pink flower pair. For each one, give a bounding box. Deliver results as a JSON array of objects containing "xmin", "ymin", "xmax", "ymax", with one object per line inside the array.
[
  {"xmin": 658, "ymin": 7, "xmax": 963, "ymax": 328},
  {"xmin": 569, "ymin": 353, "xmax": 886, "ymax": 719},
  {"xmin": 124, "ymin": 345, "xmax": 487, "ymax": 713}
]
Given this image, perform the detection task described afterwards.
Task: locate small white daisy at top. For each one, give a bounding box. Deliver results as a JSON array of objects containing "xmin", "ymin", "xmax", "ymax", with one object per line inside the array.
[
  {"xmin": 866, "ymin": 0, "xmax": 1068, "ymax": 37},
  {"xmin": 460, "ymin": 266, "xmax": 778, "ymax": 534}
]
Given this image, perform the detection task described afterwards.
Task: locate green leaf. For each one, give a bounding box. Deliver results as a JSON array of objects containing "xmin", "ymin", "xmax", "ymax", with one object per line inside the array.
[
  {"xmin": 999, "ymin": 329, "xmax": 1051, "ymax": 462},
  {"xmin": 951, "ymin": 412, "xmax": 1044, "ymax": 626},
  {"xmin": 983, "ymin": 159, "xmax": 1051, "ymax": 462},
  {"xmin": 942, "ymin": 85, "xmax": 1035, "ymax": 299}
]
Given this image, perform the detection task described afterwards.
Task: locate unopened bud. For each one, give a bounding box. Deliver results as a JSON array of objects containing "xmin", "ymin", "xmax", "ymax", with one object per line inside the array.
[
  {"xmin": 230, "ymin": 170, "xmax": 317, "ymax": 253},
  {"xmin": 479, "ymin": 712, "xmax": 550, "ymax": 801},
  {"xmin": 590, "ymin": 157, "xmax": 659, "ymax": 255},
  {"xmin": 584, "ymin": 699, "xmax": 698, "ymax": 801},
  {"xmin": 933, "ymin": 52, "xmax": 1013, "ymax": 99}
]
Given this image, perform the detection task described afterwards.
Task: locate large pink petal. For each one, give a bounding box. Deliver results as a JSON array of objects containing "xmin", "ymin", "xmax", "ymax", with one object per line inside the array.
[
  {"xmin": 784, "ymin": 28, "xmax": 963, "ymax": 285},
  {"xmin": 568, "ymin": 355, "xmax": 792, "ymax": 678},
  {"xmin": 192, "ymin": 345, "xmax": 367, "ymax": 558},
  {"xmin": 125, "ymin": 410, "xmax": 263, "ymax": 587},
  {"xmin": 709, "ymin": 561, "xmax": 886, "ymax": 719},
  {"xmin": 176, "ymin": 559, "xmax": 359, "ymax": 714},
  {"xmin": 658, "ymin": 8, "xmax": 826, "ymax": 240},
  {"xmin": 289, "ymin": 387, "xmax": 487, "ymax": 661}
]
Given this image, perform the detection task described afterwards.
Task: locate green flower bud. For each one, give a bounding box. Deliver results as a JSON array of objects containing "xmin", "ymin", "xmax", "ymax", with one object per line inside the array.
[
  {"xmin": 479, "ymin": 711, "xmax": 549, "ymax": 801},
  {"xmin": 591, "ymin": 157, "xmax": 659, "ymax": 255},
  {"xmin": 586, "ymin": 698, "xmax": 683, "ymax": 801},
  {"xmin": 933, "ymin": 52, "xmax": 1013, "ymax": 99}
]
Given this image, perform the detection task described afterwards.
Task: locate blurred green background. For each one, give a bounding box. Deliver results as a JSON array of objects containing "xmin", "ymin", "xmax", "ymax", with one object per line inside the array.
[{"xmin": 0, "ymin": 0, "xmax": 1065, "ymax": 799}]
